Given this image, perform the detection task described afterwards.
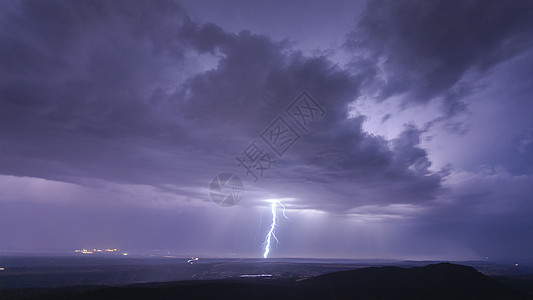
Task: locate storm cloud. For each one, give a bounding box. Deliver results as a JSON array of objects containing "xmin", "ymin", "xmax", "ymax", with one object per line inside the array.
[
  {"xmin": 1, "ymin": 0, "xmax": 532, "ymax": 260},
  {"xmin": 348, "ymin": 0, "xmax": 533, "ymax": 110}
]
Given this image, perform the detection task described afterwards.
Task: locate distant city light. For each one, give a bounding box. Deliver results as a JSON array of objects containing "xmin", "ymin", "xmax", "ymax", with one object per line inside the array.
[
  {"xmin": 0, "ymin": 267, "xmax": 4, "ymax": 271},
  {"xmin": 74, "ymin": 248, "xmax": 120, "ymax": 255},
  {"xmin": 187, "ymin": 257, "xmax": 199, "ymax": 264},
  {"xmin": 239, "ymin": 274, "xmax": 273, "ymax": 278}
]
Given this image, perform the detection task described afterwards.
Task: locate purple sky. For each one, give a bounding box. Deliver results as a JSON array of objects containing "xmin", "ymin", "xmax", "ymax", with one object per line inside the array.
[{"xmin": 1, "ymin": 0, "xmax": 533, "ymax": 261}]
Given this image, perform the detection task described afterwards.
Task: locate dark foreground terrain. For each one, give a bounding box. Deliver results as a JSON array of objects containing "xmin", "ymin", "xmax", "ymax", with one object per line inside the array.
[{"xmin": 2, "ymin": 263, "xmax": 532, "ymax": 300}]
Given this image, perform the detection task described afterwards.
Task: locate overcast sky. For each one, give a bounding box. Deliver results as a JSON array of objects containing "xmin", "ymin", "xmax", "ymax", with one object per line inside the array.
[{"xmin": 1, "ymin": 0, "xmax": 533, "ymax": 261}]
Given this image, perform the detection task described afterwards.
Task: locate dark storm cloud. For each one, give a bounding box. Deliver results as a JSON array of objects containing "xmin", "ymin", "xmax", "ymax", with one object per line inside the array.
[
  {"xmin": 0, "ymin": 0, "xmax": 200, "ymax": 186},
  {"xmin": 0, "ymin": 0, "xmax": 184, "ymax": 131},
  {"xmin": 176, "ymin": 20, "xmax": 444, "ymax": 211},
  {"xmin": 347, "ymin": 0, "xmax": 533, "ymax": 116},
  {"xmin": 1, "ymin": 0, "xmax": 531, "ymax": 260},
  {"xmin": 275, "ymin": 121, "xmax": 441, "ymax": 211},
  {"xmin": 0, "ymin": 1, "xmax": 445, "ymax": 213}
]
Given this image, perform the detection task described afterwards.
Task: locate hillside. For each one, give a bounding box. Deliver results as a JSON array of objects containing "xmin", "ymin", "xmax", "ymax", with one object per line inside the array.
[{"xmin": 2, "ymin": 263, "xmax": 531, "ymax": 300}]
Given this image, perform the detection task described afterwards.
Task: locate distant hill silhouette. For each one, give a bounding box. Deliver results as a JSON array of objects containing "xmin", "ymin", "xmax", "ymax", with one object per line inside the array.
[
  {"xmin": 298, "ymin": 263, "xmax": 531, "ymax": 299},
  {"xmin": 2, "ymin": 263, "xmax": 531, "ymax": 299}
]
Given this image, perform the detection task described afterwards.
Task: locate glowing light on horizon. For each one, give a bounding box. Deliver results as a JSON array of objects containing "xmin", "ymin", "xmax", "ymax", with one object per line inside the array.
[
  {"xmin": 75, "ymin": 248, "xmax": 119, "ymax": 254},
  {"xmin": 188, "ymin": 257, "xmax": 199, "ymax": 264},
  {"xmin": 240, "ymin": 274, "xmax": 272, "ymax": 277}
]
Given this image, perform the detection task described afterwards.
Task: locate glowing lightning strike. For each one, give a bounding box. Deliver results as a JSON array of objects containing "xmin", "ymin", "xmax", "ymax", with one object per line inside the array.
[{"xmin": 262, "ymin": 200, "xmax": 288, "ymax": 259}]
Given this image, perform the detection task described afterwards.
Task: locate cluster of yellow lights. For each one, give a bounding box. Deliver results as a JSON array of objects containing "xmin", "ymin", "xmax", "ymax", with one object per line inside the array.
[{"xmin": 75, "ymin": 248, "xmax": 118, "ymax": 254}]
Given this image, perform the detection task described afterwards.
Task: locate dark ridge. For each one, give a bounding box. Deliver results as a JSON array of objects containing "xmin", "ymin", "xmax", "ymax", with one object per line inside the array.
[
  {"xmin": 1, "ymin": 263, "xmax": 531, "ymax": 300},
  {"xmin": 298, "ymin": 262, "xmax": 531, "ymax": 299}
]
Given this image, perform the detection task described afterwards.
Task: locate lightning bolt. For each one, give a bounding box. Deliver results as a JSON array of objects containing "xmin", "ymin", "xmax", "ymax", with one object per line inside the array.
[{"xmin": 262, "ymin": 200, "xmax": 288, "ymax": 259}]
